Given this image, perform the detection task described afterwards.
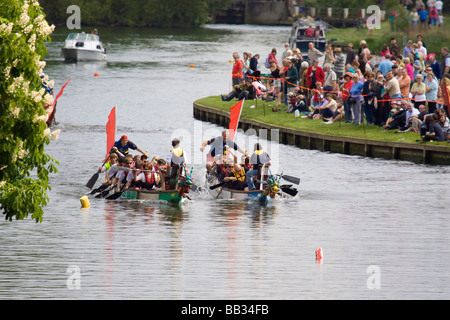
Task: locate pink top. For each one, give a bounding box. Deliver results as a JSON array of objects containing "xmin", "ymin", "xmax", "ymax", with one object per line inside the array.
[
  {"xmin": 405, "ymin": 64, "xmax": 414, "ymax": 79},
  {"xmin": 268, "ymin": 54, "xmax": 277, "ymax": 64}
]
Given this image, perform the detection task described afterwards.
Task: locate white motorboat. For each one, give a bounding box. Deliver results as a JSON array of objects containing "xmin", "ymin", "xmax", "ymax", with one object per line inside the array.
[
  {"xmin": 61, "ymin": 33, "xmax": 106, "ymax": 61},
  {"xmin": 289, "ymin": 17, "xmax": 329, "ymax": 62}
]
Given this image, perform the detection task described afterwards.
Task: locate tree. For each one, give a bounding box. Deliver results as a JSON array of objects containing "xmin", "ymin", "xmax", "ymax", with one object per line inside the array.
[{"xmin": 0, "ymin": 0, "xmax": 58, "ymax": 222}]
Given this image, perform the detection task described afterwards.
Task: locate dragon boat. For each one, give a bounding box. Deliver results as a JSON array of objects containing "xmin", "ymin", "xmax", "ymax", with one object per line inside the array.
[
  {"xmin": 209, "ymin": 168, "xmax": 297, "ymax": 206},
  {"xmin": 90, "ymin": 166, "xmax": 194, "ymax": 204}
]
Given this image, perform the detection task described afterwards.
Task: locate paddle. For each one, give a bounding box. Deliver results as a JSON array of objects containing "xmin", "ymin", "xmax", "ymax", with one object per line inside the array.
[
  {"xmin": 105, "ymin": 190, "xmax": 123, "ymax": 200},
  {"xmin": 280, "ymin": 185, "xmax": 298, "ymax": 197},
  {"xmin": 86, "ymin": 153, "xmax": 112, "ymax": 189},
  {"xmin": 95, "ymin": 184, "xmax": 116, "ymax": 198},
  {"xmin": 280, "ymin": 174, "xmax": 300, "ymax": 185},
  {"xmin": 90, "ymin": 184, "xmax": 109, "ymax": 195},
  {"xmin": 209, "ymin": 181, "xmax": 226, "ymax": 190}
]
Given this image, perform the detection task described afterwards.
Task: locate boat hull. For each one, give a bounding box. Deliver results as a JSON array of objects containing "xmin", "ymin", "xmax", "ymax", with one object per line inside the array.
[
  {"xmin": 220, "ymin": 188, "xmax": 263, "ymax": 199},
  {"xmin": 62, "ymin": 48, "xmax": 106, "ymax": 61},
  {"xmin": 120, "ymin": 189, "xmax": 184, "ymax": 204}
]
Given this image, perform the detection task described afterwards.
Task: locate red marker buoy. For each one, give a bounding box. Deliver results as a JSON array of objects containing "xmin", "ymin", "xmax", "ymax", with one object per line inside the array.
[
  {"xmin": 315, "ymin": 247, "xmax": 323, "ymax": 263},
  {"xmin": 94, "ymin": 73, "xmax": 100, "ymax": 77}
]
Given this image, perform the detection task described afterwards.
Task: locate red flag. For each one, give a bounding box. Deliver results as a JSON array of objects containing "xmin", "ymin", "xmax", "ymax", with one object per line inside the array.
[
  {"xmin": 105, "ymin": 106, "xmax": 116, "ymax": 159},
  {"xmin": 52, "ymin": 78, "xmax": 71, "ymax": 107},
  {"xmin": 46, "ymin": 78, "xmax": 71, "ymax": 126},
  {"xmin": 229, "ymin": 99, "xmax": 244, "ymax": 141}
]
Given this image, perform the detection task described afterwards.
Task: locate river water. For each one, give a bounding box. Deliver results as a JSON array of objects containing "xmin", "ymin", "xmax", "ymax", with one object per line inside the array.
[{"xmin": 1, "ymin": 24, "xmax": 450, "ymax": 301}]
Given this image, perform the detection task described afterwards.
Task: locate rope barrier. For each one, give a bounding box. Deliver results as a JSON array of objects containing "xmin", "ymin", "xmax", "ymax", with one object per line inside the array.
[{"xmin": 237, "ymin": 73, "xmax": 443, "ymax": 104}]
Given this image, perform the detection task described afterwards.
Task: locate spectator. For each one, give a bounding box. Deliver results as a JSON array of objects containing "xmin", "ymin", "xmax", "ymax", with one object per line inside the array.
[
  {"xmin": 437, "ymin": 109, "xmax": 450, "ymax": 141},
  {"xmin": 248, "ymin": 52, "xmax": 258, "ymax": 74},
  {"xmin": 378, "ymin": 53, "xmax": 394, "ymax": 76},
  {"xmin": 403, "ymin": 40, "xmax": 413, "ymax": 58},
  {"xmin": 323, "ymin": 63, "xmax": 337, "ymax": 92},
  {"xmin": 317, "ymin": 93, "xmax": 338, "ymax": 120},
  {"xmin": 307, "ymin": 42, "xmax": 324, "ymax": 63},
  {"xmin": 429, "ymin": 6, "xmax": 438, "ymax": 26},
  {"xmin": 346, "ymin": 43, "xmax": 356, "ymax": 66},
  {"xmin": 398, "ymin": 67, "xmax": 411, "ymax": 99},
  {"xmin": 348, "ymin": 73, "xmax": 364, "ymax": 125},
  {"xmin": 362, "ymin": 72, "xmax": 374, "ymax": 124},
  {"xmin": 232, "ymin": 52, "xmax": 243, "ymax": 86},
  {"xmin": 383, "ymin": 101, "xmax": 406, "ymax": 130},
  {"xmin": 333, "ymin": 47, "xmax": 345, "ymax": 78},
  {"xmin": 284, "ymin": 59, "xmax": 298, "ymax": 97},
  {"xmin": 340, "ymin": 72, "xmax": 354, "ymax": 123},
  {"xmin": 425, "ymin": 70, "xmax": 439, "ymax": 113},
  {"xmin": 435, "ymin": 0, "xmax": 443, "ymax": 14},
  {"xmin": 390, "ymin": 38, "xmax": 400, "ymax": 58},
  {"xmin": 380, "ymin": 43, "xmax": 391, "ymax": 59},
  {"xmin": 411, "ymin": 74, "xmax": 427, "ymax": 108},
  {"xmin": 429, "ymin": 54, "xmax": 441, "ymax": 80},
  {"xmin": 441, "ymin": 47, "xmax": 450, "ymax": 76},
  {"xmin": 404, "ymin": 57, "xmax": 414, "ymax": 79},
  {"xmin": 418, "ymin": 6, "xmax": 428, "ymax": 27},
  {"xmin": 306, "ymin": 59, "xmax": 325, "ymax": 94},
  {"xmin": 281, "ymin": 43, "xmax": 290, "ymax": 60},
  {"xmin": 421, "ymin": 115, "xmax": 446, "ymax": 141},
  {"xmin": 399, "ymin": 101, "xmax": 420, "ymax": 132}
]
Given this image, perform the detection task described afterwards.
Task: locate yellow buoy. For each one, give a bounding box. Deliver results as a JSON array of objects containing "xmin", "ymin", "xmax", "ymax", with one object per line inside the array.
[{"xmin": 80, "ymin": 196, "xmax": 90, "ymax": 209}]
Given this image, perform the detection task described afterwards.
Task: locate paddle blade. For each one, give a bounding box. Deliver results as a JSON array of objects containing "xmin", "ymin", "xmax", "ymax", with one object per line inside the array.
[
  {"xmin": 281, "ymin": 175, "xmax": 300, "ymax": 185},
  {"xmin": 105, "ymin": 191, "xmax": 123, "ymax": 200},
  {"xmin": 86, "ymin": 172, "xmax": 99, "ymax": 189},
  {"xmin": 280, "ymin": 186, "xmax": 298, "ymax": 197}
]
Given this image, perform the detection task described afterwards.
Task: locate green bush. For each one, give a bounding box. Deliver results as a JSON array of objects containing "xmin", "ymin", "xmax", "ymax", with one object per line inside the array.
[{"xmin": 0, "ymin": 0, "xmax": 59, "ymax": 222}]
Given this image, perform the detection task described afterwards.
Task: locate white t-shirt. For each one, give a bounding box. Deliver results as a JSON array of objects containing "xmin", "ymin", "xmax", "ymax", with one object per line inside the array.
[{"xmin": 435, "ymin": 1, "xmax": 443, "ymax": 11}]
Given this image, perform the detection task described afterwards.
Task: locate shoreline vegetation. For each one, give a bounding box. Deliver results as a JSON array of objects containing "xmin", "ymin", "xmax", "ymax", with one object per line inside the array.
[{"xmin": 195, "ymin": 96, "xmax": 450, "ymax": 147}]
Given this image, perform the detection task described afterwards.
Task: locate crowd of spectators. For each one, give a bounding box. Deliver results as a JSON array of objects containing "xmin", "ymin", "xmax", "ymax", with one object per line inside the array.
[{"xmin": 225, "ymin": 31, "xmax": 450, "ymax": 142}]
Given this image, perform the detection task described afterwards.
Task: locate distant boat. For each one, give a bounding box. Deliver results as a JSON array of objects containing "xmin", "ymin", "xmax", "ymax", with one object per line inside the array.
[
  {"xmin": 289, "ymin": 17, "xmax": 328, "ymax": 61},
  {"xmin": 61, "ymin": 33, "xmax": 106, "ymax": 61}
]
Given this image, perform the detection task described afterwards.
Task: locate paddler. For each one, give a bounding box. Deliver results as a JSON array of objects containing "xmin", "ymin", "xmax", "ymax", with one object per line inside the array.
[
  {"xmin": 167, "ymin": 138, "xmax": 187, "ymax": 189},
  {"xmin": 200, "ymin": 130, "xmax": 247, "ymax": 175},
  {"xmin": 247, "ymin": 143, "xmax": 271, "ymax": 190},
  {"xmin": 218, "ymin": 159, "xmax": 249, "ymax": 191},
  {"xmin": 111, "ymin": 135, "xmax": 148, "ymax": 159},
  {"xmin": 110, "ymin": 154, "xmax": 134, "ymax": 192}
]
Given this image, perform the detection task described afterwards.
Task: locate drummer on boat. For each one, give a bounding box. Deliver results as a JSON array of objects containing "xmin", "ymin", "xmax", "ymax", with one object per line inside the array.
[
  {"xmin": 200, "ymin": 130, "xmax": 247, "ymax": 176},
  {"xmin": 112, "ymin": 135, "xmax": 148, "ymax": 159}
]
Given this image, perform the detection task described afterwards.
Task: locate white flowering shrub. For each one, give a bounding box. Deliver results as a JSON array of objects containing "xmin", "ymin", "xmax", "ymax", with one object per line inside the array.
[{"xmin": 0, "ymin": 0, "xmax": 58, "ymax": 222}]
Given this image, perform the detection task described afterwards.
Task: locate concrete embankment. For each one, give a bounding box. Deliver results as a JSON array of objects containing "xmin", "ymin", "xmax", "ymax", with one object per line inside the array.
[{"xmin": 193, "ymin": 101, "xmax": 450, "ymax": 166}]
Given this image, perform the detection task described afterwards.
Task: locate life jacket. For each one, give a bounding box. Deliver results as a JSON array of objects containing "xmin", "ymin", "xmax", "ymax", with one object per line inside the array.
[
  {"xmin": 232, "ymin": 168, "xmax": 246, "ymax": 181},
  {"xmin": 144, "ymin": 171, "xmax": 157, "ymax": 185},
  {"xmin": 170, "ymin": 147, "xmax": 184, "ymax": 165}
]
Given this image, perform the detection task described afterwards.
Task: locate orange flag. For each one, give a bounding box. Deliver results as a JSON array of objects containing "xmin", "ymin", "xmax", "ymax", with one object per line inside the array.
[
  {"xmin": 105, "ymin": 106, "xmax": 116, "ymax": 159},
  {"xmin": 229, "ymin": 99, "xmax": 244, "ymax": 141}
]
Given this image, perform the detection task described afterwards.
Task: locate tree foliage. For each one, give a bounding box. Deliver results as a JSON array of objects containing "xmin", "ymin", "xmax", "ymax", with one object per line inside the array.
[
  {"xmin": 40, "ymin": 0, "xmax": 234, "ymax": 27},
  {"xmin": 0, "ymin": 0, "xmax": 58, "ymax": 222}
]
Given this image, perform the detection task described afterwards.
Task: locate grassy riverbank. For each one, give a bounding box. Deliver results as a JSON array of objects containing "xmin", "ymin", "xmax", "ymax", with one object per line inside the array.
[
  {"xmin": 326, "ymin": 17, "xmax": 450, "ymax": 59},
  {"xmin": 196, "ymin": 96, "xmax": 450, "ymax": 147}
]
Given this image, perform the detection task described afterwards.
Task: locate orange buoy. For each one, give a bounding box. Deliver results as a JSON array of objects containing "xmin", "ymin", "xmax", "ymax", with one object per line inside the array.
[
  {"xmin": 315, "ymin": 247, "xmax": 323, "ymax": 263},
  {"xmin": 94, "ymin": 73, "xmax": 100, "ymax": 77},
  {"xmin": 190, "ymin": 64, "xmax": 194, "ymax": 68}
]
